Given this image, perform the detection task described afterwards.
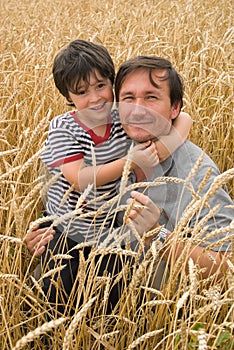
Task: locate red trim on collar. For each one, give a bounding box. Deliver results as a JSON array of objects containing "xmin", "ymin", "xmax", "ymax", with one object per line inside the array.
[{"xmin": 70, "ymin": 111, "xmax": 111, "ymax": 145}]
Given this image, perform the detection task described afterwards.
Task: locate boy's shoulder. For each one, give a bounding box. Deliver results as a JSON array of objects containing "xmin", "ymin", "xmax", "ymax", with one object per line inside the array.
[
  {"xmin": 49, "ymin": 110, "xmax": 77, "ymax": 128},
  {"xmin": 111, "ymin": 108, "xmax": 120, "ymax": 121},
  {"xmin": 52, "ymin": 110, "xmax": 74, "ymax": 121}
]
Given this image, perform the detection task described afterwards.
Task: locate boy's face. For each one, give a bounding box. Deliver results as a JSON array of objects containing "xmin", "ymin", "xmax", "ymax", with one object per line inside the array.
[
  {"xmin": 68, "ymin": 70, "xmax": 114, "ymax": 127},
  {"xmin": 118, "ymin": 69, "xmax": 180, "ymax": 143}
]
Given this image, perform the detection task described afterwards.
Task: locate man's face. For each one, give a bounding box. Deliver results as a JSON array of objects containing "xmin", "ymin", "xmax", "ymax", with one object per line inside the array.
[{"xmin": 118, "ymin": 69, "xmax": 181, "ymax": 142}]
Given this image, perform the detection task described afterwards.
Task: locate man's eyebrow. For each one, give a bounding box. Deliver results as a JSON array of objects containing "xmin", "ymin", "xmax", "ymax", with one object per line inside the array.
[
  {"xmin": 145, "ymin": 89, "xmax": 162, "ymax": 94},
  {"xmin": 120, "ymin": 89, "xmax": 162, "ymax": 96},
  {"xmin": 119, "ymin": 91, "xmax": 134, "ymax": 96}
]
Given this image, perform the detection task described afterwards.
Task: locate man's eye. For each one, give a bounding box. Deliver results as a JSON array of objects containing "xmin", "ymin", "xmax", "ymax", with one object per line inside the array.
[
  {"xmin": 146, "ymin": 95, "xmax": 158, "ymax": 100},
  {"xmin": 121, "ymin": 96, "xmax": 134, "ymax": 101}
]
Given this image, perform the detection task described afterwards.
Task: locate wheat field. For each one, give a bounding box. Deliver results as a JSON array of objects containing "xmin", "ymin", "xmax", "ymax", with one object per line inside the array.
[{"xmin": 0, "ymin": 0, "xmax": 234, "ymax": 349}]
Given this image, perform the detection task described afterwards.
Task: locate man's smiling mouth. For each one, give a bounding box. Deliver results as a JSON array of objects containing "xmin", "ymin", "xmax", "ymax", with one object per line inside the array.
[{"xmin": 125, "ymin": 120, "xmax": 154, "ymax": 125}]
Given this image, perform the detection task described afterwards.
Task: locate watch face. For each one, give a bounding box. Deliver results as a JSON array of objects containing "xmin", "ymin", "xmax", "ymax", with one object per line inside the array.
[{"xmin": 158, "ymin": 228, "xmax": 168, "ymax": 243}]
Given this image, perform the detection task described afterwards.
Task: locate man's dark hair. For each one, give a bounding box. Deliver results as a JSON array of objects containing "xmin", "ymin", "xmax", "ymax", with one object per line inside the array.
[
  {"xmin": 115, "ymin": 56, "xmax": 183, "ymax": 109},
  {"xmin": 53, "ymin": 40, "xmax": 115, "ymax": 103}
]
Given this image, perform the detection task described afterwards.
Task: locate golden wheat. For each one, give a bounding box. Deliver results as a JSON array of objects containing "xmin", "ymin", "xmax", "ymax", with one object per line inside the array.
[
  {"xmin": 12, "ymin": 317, "xmax": 67, "ymax": 350},
  {"xmin": 1, "ymin": 0, "xmax": 233, "ymax": 348}
]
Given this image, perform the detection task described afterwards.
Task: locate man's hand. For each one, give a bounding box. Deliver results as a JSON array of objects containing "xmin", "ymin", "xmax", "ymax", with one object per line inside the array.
[
  {"xmin": 24, "ymin": 225, "xmax": 55, "ymax": 258},
  {"xmin": 125, "ymin": 191, "xmax": 161, "ymax": 244}
]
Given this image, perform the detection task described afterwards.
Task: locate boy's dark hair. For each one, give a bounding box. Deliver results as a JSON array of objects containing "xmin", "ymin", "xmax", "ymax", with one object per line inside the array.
[
  {"xmin": 115, "ymin": 56, "xmax": 183, "ymax": 109},
  {"xmin": 53, "ymin": 40, "xmax": 115, "ymax": 103}
]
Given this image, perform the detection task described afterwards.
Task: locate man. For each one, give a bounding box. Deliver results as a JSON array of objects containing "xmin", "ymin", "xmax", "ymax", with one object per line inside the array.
[
  {"xmin": 114, "ymin": 56, "xmax": 233, "ymax": 286},
  {"xmin": 26, "ymin": 56, "xmax": 233, "ymax": 287}
]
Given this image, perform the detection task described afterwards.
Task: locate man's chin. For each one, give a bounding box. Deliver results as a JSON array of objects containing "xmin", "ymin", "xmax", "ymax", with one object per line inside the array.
[{"xmin": 127, "ymin": 131, "xmax": 157, "ymax": 143}]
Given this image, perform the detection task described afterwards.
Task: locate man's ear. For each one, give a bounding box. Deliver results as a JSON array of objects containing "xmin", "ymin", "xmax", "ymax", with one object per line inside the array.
[{"xmin": 171, "ymin": 102, "xmax": 182, "ymax": 120}]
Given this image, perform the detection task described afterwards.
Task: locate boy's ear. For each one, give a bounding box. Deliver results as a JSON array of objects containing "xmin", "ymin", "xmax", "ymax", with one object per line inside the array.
[
  {"xmin": 171, "ymin": 102, "xmax": 181, "ymax": 120},
  {"xmin": 66, "ymin": 97, "xmax": 75, "ymax": 107}
]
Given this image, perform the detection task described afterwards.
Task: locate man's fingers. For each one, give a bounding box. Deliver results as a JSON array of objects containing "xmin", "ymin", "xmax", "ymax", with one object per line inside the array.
[
  {"xmin": 126, "ymin": 216, "xmax": 145, "ymax": 235},
  {"xmin": 130, "ymin": 191, "xmax": 160, "ymax": 216},
  {"xmin": 25, "ymin": 227, "xmax": 54, "ymax": 240},
  {"xmin": 126, "ymin": 191, "xmax": 161, "ymax": 236},
  {"xmin": 130, "ymin": 191, "xmax": 151, "ymax": 206},
  {"xmin": 126, "ymin": 197, "xmax": 145, "ymax": 219}
]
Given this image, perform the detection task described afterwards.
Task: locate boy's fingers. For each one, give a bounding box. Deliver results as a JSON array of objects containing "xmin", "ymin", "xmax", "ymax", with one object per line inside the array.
[
  {"xmin": 25, "ymin": 227, "xmax": 55, "ymax": 256},
  {"xmin": 34, "ymin": 245, "xmax": 46, "ymax": 258}
]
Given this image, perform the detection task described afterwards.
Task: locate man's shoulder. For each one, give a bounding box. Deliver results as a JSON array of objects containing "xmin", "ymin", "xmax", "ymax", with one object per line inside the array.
[
  {"xmin": 172, "ymin": 140, "xmax": 221, "ymax": 179},
  {"xmin": 175, "ymin": 140, "xmax": 202, "ymax": 156},
  {"xmin": 174, "ymin": 141, "xmax": 216, "ymax": 166}
]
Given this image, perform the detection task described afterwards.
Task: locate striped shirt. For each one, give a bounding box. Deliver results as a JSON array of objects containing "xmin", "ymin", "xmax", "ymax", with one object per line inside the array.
[{"xmin": 41, "ymin": 109, "xmax": 131, "ymax": 243}]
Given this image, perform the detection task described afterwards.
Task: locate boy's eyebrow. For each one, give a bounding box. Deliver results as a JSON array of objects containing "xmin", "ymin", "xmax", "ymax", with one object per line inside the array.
[
  {"xmin": 76, "ymin": 84, "xmax": 85, "ymax": 89},
  {"xmin": 96, "ymin": 77, "xmax": 109, "ymax": 83},
  {"xmin": 77, "ymin": 77, "xmax": 107, "ymax": 89}
]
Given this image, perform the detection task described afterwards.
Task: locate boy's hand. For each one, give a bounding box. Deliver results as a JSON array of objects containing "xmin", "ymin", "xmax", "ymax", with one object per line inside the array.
[
  {"xmin": 24, "ymin": 225, "xmax": 55, "ymax": 258},
  {"xmin": 129, "ymin": 141, "xmax": 159, "ymax": 169}
]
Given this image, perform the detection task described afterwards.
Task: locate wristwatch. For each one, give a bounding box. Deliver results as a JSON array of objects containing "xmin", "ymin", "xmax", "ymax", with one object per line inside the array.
[{"xmin": 151, "ymin": 227, "xmax": 169, "ymax": 245}]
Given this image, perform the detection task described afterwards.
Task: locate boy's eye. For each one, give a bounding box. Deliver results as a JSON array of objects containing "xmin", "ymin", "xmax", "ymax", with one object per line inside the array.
[
  {"xmin": 77, "ymin": 90, "xmax": 87, "ymax": 95},
  {"xmin": 97, "ymin": 82, "xmax": 106, "ymax": 89}
]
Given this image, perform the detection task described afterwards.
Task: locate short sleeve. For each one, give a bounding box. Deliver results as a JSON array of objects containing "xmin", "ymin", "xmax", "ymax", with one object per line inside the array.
[{"xmin": 41, "ymin": 115, "xmax": 84, "ymax": 167}]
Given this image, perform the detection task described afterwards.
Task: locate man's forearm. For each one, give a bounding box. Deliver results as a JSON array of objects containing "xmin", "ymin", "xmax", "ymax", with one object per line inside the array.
[{"xmin": 162, "ymin": 234, "xmax": 231, "ymax": 280}]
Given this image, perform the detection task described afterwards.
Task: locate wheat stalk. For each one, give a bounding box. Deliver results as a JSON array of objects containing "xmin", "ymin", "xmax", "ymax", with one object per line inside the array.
[
  {"xmin": 12, "ymin": 317, "xmax": 67, "ymax": 350},
  {"xmin": 62, "ymin": 297, "xmax": 97, "ymax": 350},
  {"xmin": 127, "ymin": 329, "xmax": 164, "ymax": 349},
  {"xmin": 0, "ymin": 234, "xmax": 22, "ymax": 244},
  {"xmin": 38, "ymin": 264, "xmax": 67, "ymax": 281}
]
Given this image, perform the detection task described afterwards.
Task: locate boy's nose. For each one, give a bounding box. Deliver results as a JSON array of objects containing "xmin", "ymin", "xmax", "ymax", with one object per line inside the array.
[{"xmin": 89, "ymin": 90, "xmax": 101, "ymax": 102}]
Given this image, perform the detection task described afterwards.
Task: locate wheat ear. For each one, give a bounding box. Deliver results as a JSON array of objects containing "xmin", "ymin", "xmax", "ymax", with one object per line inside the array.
[
  {"xmin": 12, "ymin": 317, "xmax": 67, "ymax": 350},
  {"xmin": 62, "ymin": 297, "xmax": 97, "ymax": 350},
  {"xmin": 127, "ymin": 329, "xmax": 164, "ymax": 349}
]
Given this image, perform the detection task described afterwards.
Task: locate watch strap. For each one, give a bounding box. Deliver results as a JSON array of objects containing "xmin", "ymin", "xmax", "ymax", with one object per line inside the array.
[{"xmin": 151, "ymin": 227, "xmax": 169, "ymax": 245}]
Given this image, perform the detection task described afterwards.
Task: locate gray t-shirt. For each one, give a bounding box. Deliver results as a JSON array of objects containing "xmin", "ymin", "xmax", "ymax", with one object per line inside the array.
[
  {"xmin": 146, "ymin": 140, "xmax": 233, "ymax": 252},
  {"xmin": 118, "ymin": 140, "xmax": 233, "ymax": 251},
  {"xmin": 117, "ymin": 140, "xmax": 233, "ymax": 289}
]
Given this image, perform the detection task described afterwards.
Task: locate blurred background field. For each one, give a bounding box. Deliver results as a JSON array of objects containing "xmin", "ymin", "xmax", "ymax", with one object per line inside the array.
[{"xmin": 0, "ymin": 0, "xmax": 233, "ymax": 349}]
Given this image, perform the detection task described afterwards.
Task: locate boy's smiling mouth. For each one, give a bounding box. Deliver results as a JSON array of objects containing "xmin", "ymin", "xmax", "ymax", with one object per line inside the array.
[{"xmin": 90, "ymin": 103, "xmax": 106, "ymax": 111}]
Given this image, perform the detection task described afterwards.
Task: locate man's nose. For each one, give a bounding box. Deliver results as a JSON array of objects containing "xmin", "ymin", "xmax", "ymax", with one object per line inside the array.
[{"xmin": 131, "ymin": 99, "xmax": 147, "ymax": 116}]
